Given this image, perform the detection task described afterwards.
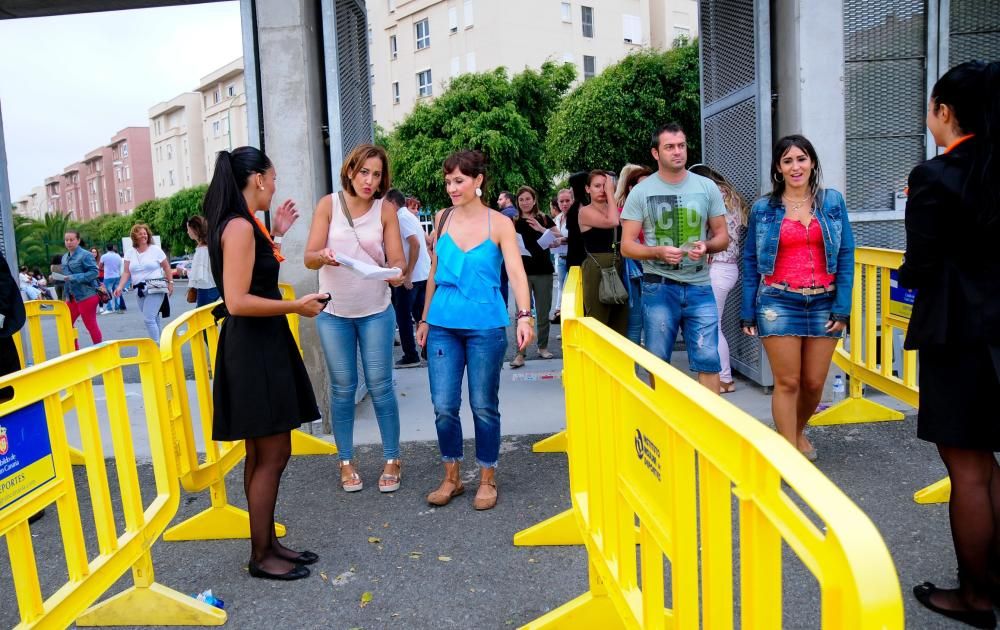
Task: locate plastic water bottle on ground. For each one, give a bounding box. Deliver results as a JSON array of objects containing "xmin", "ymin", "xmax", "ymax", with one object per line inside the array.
[
  {"xmin": 831, "ymin": 375, "xmax": 846, "ymax": 403},
  {"xmin": 194, "ymin": 589, "xmax": 225, "ymax": 609}
]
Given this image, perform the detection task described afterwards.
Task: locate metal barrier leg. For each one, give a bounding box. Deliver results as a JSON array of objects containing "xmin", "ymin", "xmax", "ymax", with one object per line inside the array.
[
  {"xmin": 532, "ymin": 430, "xmax": 567, "ymax": 453},
  {"xmin": 290, "ymin": 428, "xmax": 339, "ymax": 456},
  {"xmin": 76, "ymin": 552, "xmax": 226, "ymax": 626},
  {"xmin": 163, "ymin": 480, "xmax": 287, "ymax": 541},
  {"xmin": 914, "ymin": 476, "xmax": 951, "ymax": 504},
  {"xmin": 808, "ymin": 397, "xmax": 904, "ymax": 426},
  {"xmin": 518, "ymin": 565, "xmax": 623, "ymax": 629},
  {"xmin": 513, "ymin": 508, "xmax": 583, "ymax": 546}
]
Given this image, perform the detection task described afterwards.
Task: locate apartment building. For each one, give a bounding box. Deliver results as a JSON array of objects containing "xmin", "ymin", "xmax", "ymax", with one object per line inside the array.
[
  {"xmin": 82, "ymin": 147, "xmax": 116, "ymax": 217},
  {"xmin": 61, "ymin": 162, "xmax": 91, "ymax": 221},
  {"xmin": 369, "ymin": 0, "xmax": 698, "ymax": 127},
  {"xmin": 196, "ymin": 58, "xmax": 248, "ymax": 180},
  {"xmin": 14, "ymin": 186, "xmax": 47, "ymax": 221},
  {"xmin": 149, "ymin": 92, "xmax": 207, "ymax": 198},
  {"xmin": 108, "ymin": 127, "xmax": 155, "ymax": 215},
  {"xmin": 44, "ymin": 175, "xmax": 64, "ymax": 216}
]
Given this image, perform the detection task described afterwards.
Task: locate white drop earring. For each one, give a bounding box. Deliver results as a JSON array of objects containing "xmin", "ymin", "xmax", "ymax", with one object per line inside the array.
[{"xmin": 475, "ymin": 187, "xmax": 482, "ymax": 197}]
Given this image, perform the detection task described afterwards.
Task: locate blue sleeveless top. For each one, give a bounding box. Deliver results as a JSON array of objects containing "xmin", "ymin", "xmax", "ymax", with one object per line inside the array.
[{"xmin": 426, "ymin": 210, "xmax": 509, "ymax": 329}]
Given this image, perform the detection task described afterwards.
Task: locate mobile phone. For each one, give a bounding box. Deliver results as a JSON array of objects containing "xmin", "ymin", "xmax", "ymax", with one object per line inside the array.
[{"xmin": 317, "ymin": 293, "xmax": 332, "ymax": 305}]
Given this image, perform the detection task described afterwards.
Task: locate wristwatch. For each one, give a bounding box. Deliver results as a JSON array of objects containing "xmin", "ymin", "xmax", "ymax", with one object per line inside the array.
[{"xmin": 272, "ymin": 235, "xmax": 284, "ymax": 244}]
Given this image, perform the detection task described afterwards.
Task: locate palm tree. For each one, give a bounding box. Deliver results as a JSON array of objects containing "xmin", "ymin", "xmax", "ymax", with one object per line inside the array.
[{"xmin": 15, "ymin": 212, "xmax": 75, "ymax": 270}]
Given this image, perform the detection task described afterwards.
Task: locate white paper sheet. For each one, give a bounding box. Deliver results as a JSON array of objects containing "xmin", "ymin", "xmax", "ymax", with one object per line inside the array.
[
  {"xmin": 515, "ymin": 235, "xmax": 531, "ymax": 256},
  {"xmin": 334, "ymin": 253, "xmax": 401, "ymax": 280},
  {"xmin": 536, "ymin": 230, "xmax": 557, "ymax": 250}
]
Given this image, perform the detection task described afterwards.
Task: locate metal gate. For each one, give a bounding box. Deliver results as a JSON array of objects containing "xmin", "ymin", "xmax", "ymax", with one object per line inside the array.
[
  {"xmin": 322, "ymin": 0, "xmax": 374, "ymax": 172},
  {"xmin": 699, "ymin": 0, "xmax": 773, "ymax": 386}
]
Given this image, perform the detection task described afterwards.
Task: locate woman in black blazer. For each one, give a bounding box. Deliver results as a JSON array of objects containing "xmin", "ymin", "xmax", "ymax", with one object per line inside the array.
[{"xmin": 901, "ymin": 60, "xmax": 1000, "ymax": 629}]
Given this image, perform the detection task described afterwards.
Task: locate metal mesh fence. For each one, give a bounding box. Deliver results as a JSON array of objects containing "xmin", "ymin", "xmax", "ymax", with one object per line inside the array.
[
  {"xmin": 844, "ymin": 0, "xmax": 928, "ymax": 213},
  {"xmin": 335, "ymin": 0, "xmax": 373, "ymax": 158},
  {"xmin": 950, "ymin": 0, "xmax": 1000, "ymax": 66},
  {"xmin": 700, "ymin": 0, "xmax": 755, "ymax": 103}
]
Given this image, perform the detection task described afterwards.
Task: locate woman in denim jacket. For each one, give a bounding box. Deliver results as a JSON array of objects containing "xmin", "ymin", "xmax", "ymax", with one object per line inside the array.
[
  {"xmin": 740, "ymin": 135, "xmax": 854, "ymax": 461},
  {"xmin": 60, "ymin": 230, "xmax": 103, "ymax": 347}
]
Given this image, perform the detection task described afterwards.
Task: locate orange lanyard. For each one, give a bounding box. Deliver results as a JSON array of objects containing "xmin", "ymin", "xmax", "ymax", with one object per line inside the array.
[{"xmin": 252, "ymin": 215, "xmax": 284, "ymax": 262}]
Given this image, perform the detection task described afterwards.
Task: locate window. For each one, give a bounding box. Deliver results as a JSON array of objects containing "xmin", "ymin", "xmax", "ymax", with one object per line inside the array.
[
  {"xmin": 390, "ymin": 34, "xmax": 398, "ymax": 59},
  {"xmin": 213, "ymin": 89, "xmax": 221, "ymax": 104},
  {"xmin": 124, "ymin": 166, "xmax": 130, "ymax": 180},
  {"xmin": 560, "ymin": 2, "xmax": 571, "ymax": 22},
  {"xmin": 213, "ymin": 120, "xmax": 221, "ymax": 137},
  {"xmin": 449, "ymin": 7, "xmax": 458, "ymax": 32},
  {"xmin": 672, "ymin": 25, "xmax": 691, "ymax": 44},
  {"xmin": 623, "ymin": 14, "xmax": 641, "ymax": 43},
  {"xmin": 392, "ymin": 81, "xmax": 400, "ymax": 104},
  {"xmin": 115, "ymin": 167, "xmax": 122, "ymax": 182},
  {"xmin": 450, "ymin": 56, "xmax": 460, "ymax": 77},
  {"xmin": 169, "ymin": 170, "xmax": 175, "ymax": 186},
  {"xmin": 417, "ymin": 69, "xmax": 433, "ymax": 97},
  {"xmin": 183, "ymin": 138, "xmax": 188, "ymax": 155},
  {"xmin": 583, "ymin": 55, "xmax": 596, "ymax": 80},
  {"xmin": 415, "ymin": 18, "xmax": 430, "ymax": 49},
  {"xmin": 90, "ymin": 181, "xmax": 97, "ymax": 194},
  {"xmin": 222, "ymin": 118, "xmax": 230, "ymax": 134},
  {"xmin": 464, "ymin": 0, "xmax": 474, "ymax": 27},
  {"xmin": 466, "ymin": 52, "xmax": 476, "ymax": 73},
  {"xmin": 155, "ymin": 119, "xmax": 162, "ymax": 134},
  {"xmin": 166, "ymin": 144, "xmax": 173, "ymax": 160},
  {"xmin": 121, "ymin": 142, "xmax": 129, "ymax": 157},
  {"xmin": 581, "ymin": 5, "xmax": 594, "ymax": 37},
  {"xmin": 125, "ymin": 188, "xmax": 132, "ymax": 202},
  {"xmin": 226, "ymin": 83, "xmax": 236, "ymax": 97},
  {"xmin": 156, "ymin": 146, "xmax": 161, "ymax": 161},
  {"xmin": 118, "ymin": 190, "xmax": 124, "ymax": 204},
  {"xmin": 186, "ymin": 166, "xmax": 190, "ymax": 182}
]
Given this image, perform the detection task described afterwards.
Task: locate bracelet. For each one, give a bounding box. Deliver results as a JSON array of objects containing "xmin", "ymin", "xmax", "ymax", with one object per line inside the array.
[
  {"xmin": 417, "ymin": 320, "xmax": 427, "ymax": 326},
  {"xmin": 272, "ymin": 235, "xmax": 284, "ymax": 244},
  {"xmin": 515, "ymin": 309, "xmax": 532, "ymax": 320}
]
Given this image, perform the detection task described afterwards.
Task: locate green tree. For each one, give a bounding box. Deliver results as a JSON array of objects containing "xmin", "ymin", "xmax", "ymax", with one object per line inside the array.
[
  {"xmin": 156, "ymin": 184, "xmax": 207, "ymax": 256},
  {"xmin": 385, "ymin": 62, "xmax": 576, "ymax": 211},
  {"xmin": 546, "ymin": 42, "xmax": 701, "ymax": 174},
  {"xmin": 14, "ymin": 212, "xmax": 74, "ymax": 270}
]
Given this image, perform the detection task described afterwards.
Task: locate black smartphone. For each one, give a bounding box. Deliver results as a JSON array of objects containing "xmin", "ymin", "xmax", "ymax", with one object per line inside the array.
[{"xmin": 317, "ymin": 293, "xmax": 332, "ymax": 305}]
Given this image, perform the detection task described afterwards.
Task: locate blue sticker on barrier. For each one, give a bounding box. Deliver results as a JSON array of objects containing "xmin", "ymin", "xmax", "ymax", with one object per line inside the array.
[{"xmin": 0, "ymin": 401, "xmax": 56, "ymax": 511}]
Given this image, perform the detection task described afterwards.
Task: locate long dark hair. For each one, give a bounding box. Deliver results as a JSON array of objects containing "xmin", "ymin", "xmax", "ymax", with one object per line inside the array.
[
  {"xmin": 931, "ymin": 60, "xmax": 1000, "ymax": 224},
  {"xmin": 767, "ymin": 134, "xmax": 822, "ymax": 205},
  {"xmin": 203, "ymin": 147, "xmax": 272, "ymax": 296}
]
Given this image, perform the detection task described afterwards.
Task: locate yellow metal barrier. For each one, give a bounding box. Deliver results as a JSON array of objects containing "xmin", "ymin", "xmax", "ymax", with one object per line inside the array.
[
  {"xmin": 278, "ymin": 282, "xmax": 338, "ymax": 457},
  {"xmin": 515, "ymin": 268, "xmax": 903, "ymax": 629},
  {"xmin": 0, "ymin": 340, "xmax": 225, "ymax": 627},
  {"xmin": 13, "ymin": 300, "xmax": 86, "ymax": 467},
  {"xmin": 810, "ymin": 248, "xmax": 914, "ymax": 425}
]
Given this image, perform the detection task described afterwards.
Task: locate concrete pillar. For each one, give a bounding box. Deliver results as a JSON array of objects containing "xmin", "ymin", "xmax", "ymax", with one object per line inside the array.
[
  {"xmin": 772, "ymin": 0, "xmax": 847, "ymax": 192},
  {"xmin": 253, "ymin": 0, "xmax": 334, "ymax": 413},
  {"xmin": 0, "ymin": 102, "xmax": 17, "ymax": 271}
]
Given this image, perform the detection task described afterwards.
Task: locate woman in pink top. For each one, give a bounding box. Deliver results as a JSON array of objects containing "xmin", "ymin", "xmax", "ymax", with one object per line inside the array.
[{"xmin": 305, "ymin": 144, "xmax": 406, "ymax": 494}]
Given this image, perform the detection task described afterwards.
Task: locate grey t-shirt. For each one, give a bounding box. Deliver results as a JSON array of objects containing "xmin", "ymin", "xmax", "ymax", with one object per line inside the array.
[{"xmin": 621, "ymin": 171, "xmax": 726, "ymax": 285}]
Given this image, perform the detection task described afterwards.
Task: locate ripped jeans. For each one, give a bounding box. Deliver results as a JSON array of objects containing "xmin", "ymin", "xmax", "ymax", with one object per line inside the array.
[{"xmin": 641, "ymin": 278, "xmax": 721, "ymax": 373}]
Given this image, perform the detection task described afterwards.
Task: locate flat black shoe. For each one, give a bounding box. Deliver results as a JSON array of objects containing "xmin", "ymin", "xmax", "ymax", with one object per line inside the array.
[
  {"xmin": 913, "ymin": 582, "xmax": 996, "ymax": 629},
  {"xmin": 248, "ymin": 561, "xmax": 311, "ymax": 581},
  {"xmin": 28, "ymin": 509, "xmax": 45, "ymax": 524},
  {"xmin": 290, "ymin": 551, "xmax": 319, "ymax": 565}
]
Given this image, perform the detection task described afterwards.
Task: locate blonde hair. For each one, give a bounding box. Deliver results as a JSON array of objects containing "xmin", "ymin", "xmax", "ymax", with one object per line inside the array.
[
  {"xmin": 340, "ymin": 144, "xmax": 390, "ymax": 198},
  {"xmin": 129, "ymin": 223, "xmax": 153, "ymax": 248},
  {"xmin": 614, "ymin": 164, "xmax": 647, "ymax": 207}
]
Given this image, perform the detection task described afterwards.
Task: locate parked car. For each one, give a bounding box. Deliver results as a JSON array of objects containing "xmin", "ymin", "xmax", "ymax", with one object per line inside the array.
[{"xmin": 170, "ymin": 260, "xmax": 191, "ymax": 279}]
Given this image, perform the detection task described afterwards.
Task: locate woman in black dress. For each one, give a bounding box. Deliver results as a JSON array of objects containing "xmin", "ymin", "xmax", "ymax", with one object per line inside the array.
[
  {"xmin": 510, "ymin": 185, "xmax": 556, "ymax": 368},
  {"xmin": 204, "ymin": 147, "xmax": 328, "ymax": 581},
  {"xmin": 901, "ymin": 61, "xmax": 1000, "ymax": 628}
]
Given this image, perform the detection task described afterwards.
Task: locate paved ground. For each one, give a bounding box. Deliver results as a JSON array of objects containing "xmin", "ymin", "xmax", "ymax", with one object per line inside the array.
[{"xmin": 0, "ymin": 282, "xmax": 980, "ymax": 628}]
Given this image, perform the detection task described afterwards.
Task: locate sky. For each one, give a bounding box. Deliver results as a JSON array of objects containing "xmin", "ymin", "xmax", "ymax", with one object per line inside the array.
[{"xmin": 0, "ymin": 2, "xmax": 244, "ymax": 200}]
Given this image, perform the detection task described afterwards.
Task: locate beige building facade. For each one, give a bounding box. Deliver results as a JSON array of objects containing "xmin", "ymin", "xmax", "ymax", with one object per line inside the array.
[
  {"xmin": 14, "ymin": 186, "xmax": 46, "ymax": 221},
  {"xmin": 149, "ymin": 92, "xmax": 207, "ymax": 198},
  {"xmin": 196, "ymin": 58, "xmax": 248, "ymax": 181},
  {"xmin": 369, "ymin": 0, "xmax": 698, "ymax": 127}
]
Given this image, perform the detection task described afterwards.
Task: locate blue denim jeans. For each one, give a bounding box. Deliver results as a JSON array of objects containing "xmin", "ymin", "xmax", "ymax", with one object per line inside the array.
[
  {"xmin": 427, "ymin": 325, "xmax": 506, "ymax": 468},
  {"xmin": 642, "ymin": 278, "xmax": 721, "ymax": 373},
  {"xmin": 626, "ymin": 275, "xmax": 643, "ymax": 345},
  {"xmin": 196, "ymin": 287, "xmax": 220, "ymax": 307},
  {"xmin": 103, "ymin": 277, "xmax": 124, "ymax": 311},
  {"xmin": 316, "ymin": 306, "xmax": 400, "ymax": 460},
  {"xmin": 391, "ymin": 281, "xmax": 427, "ymax": 363}
]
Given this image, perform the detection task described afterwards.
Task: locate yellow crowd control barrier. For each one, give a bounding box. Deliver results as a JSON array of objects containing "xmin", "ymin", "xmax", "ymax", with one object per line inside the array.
[
  {"xmin": 13, "ymin": 300, "xmax": 85, "ymax": 467},
  {"xmin": 0, "ymin": 340, "xmax": 225, "ymax": 627},
  {"xmin": 529, "ymin": 283, "xmax": 581, "ymax": 456},
  {"xmin": 801, "ymin": 249, "xmax": 948, "ymax": 504},
  {"xmin": 515, "ymin": 268, "xmax": 903, "ymax": 629},
  {"xmin": 810, "ymin": 248, "xmax": 914, "ymax": 426}
]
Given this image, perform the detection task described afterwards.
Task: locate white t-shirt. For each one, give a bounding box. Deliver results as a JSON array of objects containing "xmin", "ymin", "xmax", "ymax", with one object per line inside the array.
[
  {"xmin": 125, "ymin": 245, "xmax": 167, "ymax": 283},
  {"xmin": 100, "ymin": 251, "xmax": 123, "ymax": 278},
  {"xmin": 397, "ymin": 208, "xmax": 431, "ymax": 283}
]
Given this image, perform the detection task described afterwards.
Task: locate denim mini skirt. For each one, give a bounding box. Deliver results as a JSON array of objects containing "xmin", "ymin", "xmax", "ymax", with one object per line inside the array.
[{"xmin": 756, "ymin": 285, "xmax": 842, "ymax": 338}]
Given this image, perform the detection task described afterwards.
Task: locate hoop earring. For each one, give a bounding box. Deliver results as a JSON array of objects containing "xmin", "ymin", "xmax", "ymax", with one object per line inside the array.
[
  {"xmin": 772, "ymin": 172, "xmax": 784, "ymax": 183},
  {"xmin": 475, "ymin": 187, "xmax": 482, "ymax": 197}
]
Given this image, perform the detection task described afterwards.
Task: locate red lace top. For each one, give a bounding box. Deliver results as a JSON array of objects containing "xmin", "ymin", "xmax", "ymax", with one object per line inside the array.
[{"xmin": 764, "ymin": 218, "xmax": 835, "ymax": 289}]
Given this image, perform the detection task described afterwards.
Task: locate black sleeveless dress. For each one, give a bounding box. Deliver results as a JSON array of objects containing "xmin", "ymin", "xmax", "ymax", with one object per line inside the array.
[{"xmin": 212, "ymin": 220, "xmax": 320, "ymax": 441}]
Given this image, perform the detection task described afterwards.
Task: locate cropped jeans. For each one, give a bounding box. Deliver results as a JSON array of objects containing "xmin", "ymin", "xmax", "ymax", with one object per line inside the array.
[
  {"xmin": 427, "ymin": 325, "xmax": 507, "ymax": 468},
  {"xmin": 316, "ymin": 306, "xmax": 400, "ymax": 461}
]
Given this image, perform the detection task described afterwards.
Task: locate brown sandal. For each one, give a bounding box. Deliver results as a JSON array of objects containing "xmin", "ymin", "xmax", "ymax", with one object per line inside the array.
[
  {"xmin": 339, "ymin": 460, "xmax": 363, "ymax": 493},
  {"xmin": 473, "ymin": 479, "xmax": 498, "ymax": 511},
  {"xmin": 719, "ymin": 381, "xmax": 736, "ymax": 394},
  {"xmin": 427, "ymin": 462, "xmax": 464, "ymax": 506},
  {"xmin": 379, "ymin": 459, "xmax": 402, "ymax": 493}
]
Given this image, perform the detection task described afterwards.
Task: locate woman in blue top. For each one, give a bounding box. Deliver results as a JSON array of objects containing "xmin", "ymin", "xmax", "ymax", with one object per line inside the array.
[
  {"xmin": 416, "ymin": 150, "xmax": 534, "ymax": 511},
  {"xmin": 61, "ymin": 230, "xmax": 103, "ymax": 348}
]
